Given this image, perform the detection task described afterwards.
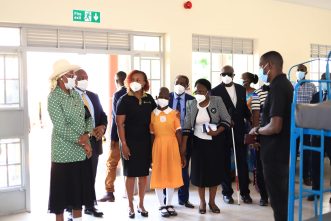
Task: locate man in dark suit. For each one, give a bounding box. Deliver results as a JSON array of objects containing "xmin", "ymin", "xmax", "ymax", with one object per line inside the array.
[
  {"xmin": 99, "ymin": 71, "xmax": 127, "ymax": 202},
  {"xmin": 75, "ymin": 69, "xmax": 108, "ymax": 217},
  {"xmin": 165, "ymin": 75, "xmax": 195, "ymax": 208},
  {"xmin": 211, "ymin": 65, "xmax": 252, "ymax": 204}
]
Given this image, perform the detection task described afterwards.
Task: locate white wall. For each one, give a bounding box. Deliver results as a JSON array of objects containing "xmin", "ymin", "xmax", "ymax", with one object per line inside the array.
[{"xmin": 2, "ymin": 0, "xmax": 331, "ymax": 85}]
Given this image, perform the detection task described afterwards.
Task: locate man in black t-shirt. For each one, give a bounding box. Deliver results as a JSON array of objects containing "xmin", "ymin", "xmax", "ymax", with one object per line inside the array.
[{"xmin": 250, "ymin": 51, "xmax": 293, "ymax": 221}]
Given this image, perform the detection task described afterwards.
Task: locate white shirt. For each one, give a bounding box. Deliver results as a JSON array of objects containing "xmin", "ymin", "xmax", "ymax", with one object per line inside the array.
[
  {"xmin": 225, "ymin": 85, "xmax": 237, "ymax": 106},
  {"xmin": 194, "ymin": 104, "xmax": 212, "ymax": 140}
]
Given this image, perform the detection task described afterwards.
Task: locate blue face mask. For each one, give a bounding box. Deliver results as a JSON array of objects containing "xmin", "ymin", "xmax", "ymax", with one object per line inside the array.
[
  {"xmin": 296, "ymin": 71, "xmax": 305, "ymax": 81},
  {"xmin": 258, "ymin": 64, "xmax": 269, "ymax": 83},
  {"xmin": 321, "ymin": 82, "xmax": 328, "ymax": 91}
]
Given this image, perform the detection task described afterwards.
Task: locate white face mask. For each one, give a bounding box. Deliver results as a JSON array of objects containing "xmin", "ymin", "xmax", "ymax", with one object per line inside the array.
[
  {"xmin": 157, "ymin": 98, "xmax": 169, "ymax": 108},
  {"xmin": 174, "ymin": 84, "xmax": 185, "ymax": 95},
  {"xmin": 195, "ymin": 94, "xmax": 206, "ymax": 103},
  {"xmin": 222, "ymin": 75, "xmax": 233, "ymax": 85},
  {"xmin": 77, "ymin": 80, "xmax": 88, "ymax": 91},
  {"xmin": 296, "ymin": 71, "xmax": 305, "ymax": 81},
  {"xmin": 130, "ymin": 82, "xmax": 142, "ymax": 92},
  {"xmin": 63, "ymin": 76, "xmax": 76, "ymax": 90}
]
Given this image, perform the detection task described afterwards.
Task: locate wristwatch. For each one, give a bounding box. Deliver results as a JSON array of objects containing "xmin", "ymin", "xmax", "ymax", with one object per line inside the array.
[{"xmin": 255, "ymin": 127, "xmax": 260, "ymax": 135}]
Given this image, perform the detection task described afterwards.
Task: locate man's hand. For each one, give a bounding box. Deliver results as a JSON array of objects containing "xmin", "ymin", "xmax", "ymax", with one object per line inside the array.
[
  {"xmin": 181, "ymin": 155, "xmax": 186, "ymax": 168},
  {"xmin": 93, "ymin": 125, "xmax": 106, "ymax": 141}
]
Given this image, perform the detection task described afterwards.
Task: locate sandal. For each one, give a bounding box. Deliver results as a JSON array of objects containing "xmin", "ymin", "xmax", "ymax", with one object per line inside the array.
[
  {"xmin": 159, "ymin": 206, "xmax": 170, "ymax": 217},
  {"xmin": 166, "ymin": 205, "xmax": 177, "ymax": 216},
  {"xmin": 128, "ymin": 208, "xmax": 135, "ymax": 219},
  {"xmin": 208, "ymin": 203, "xmax": 220, "ymax": 213},
  {"xmin": 137, "ymin": 207, "xmax": 148, "ymax": 217}
]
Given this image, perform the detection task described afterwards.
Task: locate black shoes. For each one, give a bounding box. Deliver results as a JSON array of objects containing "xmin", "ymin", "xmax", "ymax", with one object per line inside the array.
[
  {"xmin": 241, "ymin": 195, "xmax": 253, "ymax": 204},
  {"xmin": 199, "ymin": 203, "xmax": 206, "ymax": 214},
  {"xmin": 179, "ymin": 201, "xmax": 195, "ymax": 208},
  {"xmin": 208, "ymin": 203, "xmax": 220, "ymax": 213},
  {"xmin": 128, "ymin": 210, "xmax": 135, "ymax": 219},
  {"xmin": 137, "ymin": 207, "xmax": 148, "ymax": 217},
  {"xmin": 166, "ymin": 205, "xmax": 177, "ymax": 216},
  {"xmin": 98, "ymin": 192, "xmax": 115, "ymax": 202},
  {"xmin": 223, "ymin": 195, "xmax": 234, "ymax": 204},
  {"xmin": 159, "ymin": 206, "xmax": 177, "ymax": 217},
  {"xmin": 84, "ymin": 207, "xmax": 104, "ymax": 217},
  {"xmin": 159, "ymin": 206, "xmax": 170, "ymax": 217},
  {"xmin": 259, "ymin": 198, "xmax": 268, "ymax": 206}
]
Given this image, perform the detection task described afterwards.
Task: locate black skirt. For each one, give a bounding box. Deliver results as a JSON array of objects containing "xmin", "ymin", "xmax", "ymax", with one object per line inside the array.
[
  {"xmin": 190, "ymin": 134, "xmax": 225, "ymax": 187},
  {"xmin": 48, "ymin": 159, "xmax": 95, "ymax": 214},
  {"xmin": 121, "ymin": 138, "xmax": 152, "ymax": 177}
]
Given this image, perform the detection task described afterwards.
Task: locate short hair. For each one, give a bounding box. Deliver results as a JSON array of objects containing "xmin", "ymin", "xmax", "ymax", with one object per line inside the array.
[
  {"xmin": 194, "ymin": 78, "xmax": 211, "ymax": 91},
  {"xmin": 116, "ymin": 71, "xmax": 127, "ymax": 81},
  {"xmin": 297, "ymin": 64, "xmax": 307, "ymax": 72},
  {"xmin": 175, "ymin": 75, "xmax": 190, "ymax": 85},
  {"xmin": 261, "ymin": 51, "xmax": 283, "ymax": 68},
  {"xmin": 321, "ymin": 73, "xmax": 330, "ymax": 79},
  {"xmin": 159, "ymin": 87, "xmax": 170, "ymax": 93},
  {"xmin": 125, "ymin": 70, "xmax": 150, "ymax": 91},
  {"xmin": 243, "ymin": 72, "xmax": 259, "ymax": 84}
]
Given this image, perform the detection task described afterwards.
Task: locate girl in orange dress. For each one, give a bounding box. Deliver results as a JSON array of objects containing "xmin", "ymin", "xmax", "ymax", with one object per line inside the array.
[{"xmin": 150, "ymin": 87, "xmax": 184, "ymax": 217}]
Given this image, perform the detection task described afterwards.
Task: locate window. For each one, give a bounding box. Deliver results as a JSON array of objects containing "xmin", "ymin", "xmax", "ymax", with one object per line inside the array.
[
  {"xmin": 0, "ymin": 27, "xmax": 20, "ymax": 46},
  {"xmin": 133, "ymin": 57, "xmax": 161, "ymax": 98},
  {"xmin": 0, "ymin": 139, "xmax": 22, "ymax": 189},
  {"xmin": 310, "ymin": 44, "xmax": 331, "ymax": 82},
  {"xmin": 133, "ymin": 35, "xmax": 161, "ymax": 52},
  {"xmin": 132, "ymin": 35, "xmax": 163, "ymax": 98},
  {"xmin": 0, "ymin": 54, "xmax": 20, "ymax": 108},
  {"xmin": 192, "ymin": 35, "xmax": 254, "ymax": 88}
]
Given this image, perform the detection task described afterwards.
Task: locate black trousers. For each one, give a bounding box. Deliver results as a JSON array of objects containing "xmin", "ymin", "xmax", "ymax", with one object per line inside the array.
[
  {"xmin": 255, "ymin": 149, "xmax": 268, "ymax": 200},
  {"xmin": 178, "ymin": 152, "xmax": 191, "ymax": 203},
  {"xmin": 311, "ymin": 137, "xmax": 331, "ymax": 190},
  {"xmin": 296, "ymin": 136, "xmax": 312, "ymax": 180},
  {"xmin": 89, "ymin": 139, "xmax": 100, "ymax": 208},
  {"xmin": 221, "ymin": 141, "xmax": 250, "ymax": 196},
  {"xmin": 263, "ymin": 162, "xmax": 289, "ymax": 221}
]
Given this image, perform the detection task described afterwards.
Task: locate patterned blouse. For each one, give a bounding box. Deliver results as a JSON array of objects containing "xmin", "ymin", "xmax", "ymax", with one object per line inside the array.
[{"xmin": 48, "ymin": 86, "xmax": 93, "ymax": 163}]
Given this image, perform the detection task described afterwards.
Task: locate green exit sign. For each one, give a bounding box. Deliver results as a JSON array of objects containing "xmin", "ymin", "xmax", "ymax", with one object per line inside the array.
[{"xmin": 73, "ymin": 10, "xmax": 100, "ymax": 23}]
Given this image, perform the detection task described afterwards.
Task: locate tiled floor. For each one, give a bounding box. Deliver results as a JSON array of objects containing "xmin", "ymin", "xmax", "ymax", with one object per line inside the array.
[
  {"xmin": 2, "ymin": 184, "xmax": 331, "ymax": 221},
  {"xmin": 2, "ymin": 127, "xmax": 331, "ymax": 220}
]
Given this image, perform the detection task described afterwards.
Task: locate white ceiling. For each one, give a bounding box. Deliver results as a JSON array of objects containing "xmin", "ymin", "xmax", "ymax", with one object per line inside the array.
[{"xmin": 275, "ymin": 0, "xmax": 331, "ymax": 10}]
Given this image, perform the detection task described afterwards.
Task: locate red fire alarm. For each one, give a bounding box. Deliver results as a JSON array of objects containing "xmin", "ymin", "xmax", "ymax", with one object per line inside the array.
[{"xmin": 184, "ymin": 1, "xmax": 192, "ymax": 9}]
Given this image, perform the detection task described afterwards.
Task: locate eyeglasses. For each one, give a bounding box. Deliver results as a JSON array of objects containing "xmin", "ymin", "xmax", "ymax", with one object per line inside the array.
[{"xmin": 221, "ymin": 72, "xmax": 234, "ymax": 77}]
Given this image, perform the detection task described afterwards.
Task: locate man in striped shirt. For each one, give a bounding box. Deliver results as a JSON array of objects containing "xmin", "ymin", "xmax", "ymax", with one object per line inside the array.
[
  {"xmin": 295, "ymin": 64, "xmax": 316, "ymax": 186},
  {"xmin": 250, "ymin": 84, "xmax": 269, "ymax": 206}
]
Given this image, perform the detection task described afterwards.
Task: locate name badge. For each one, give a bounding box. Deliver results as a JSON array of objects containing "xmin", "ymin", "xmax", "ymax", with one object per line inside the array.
[
  {"xmin": 160, "ymin": 116, "xmax": 167, "ymax": 122},
  {"xmin": 211, "ymin": 108, "xmax": 217, "ymax": 114}
]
